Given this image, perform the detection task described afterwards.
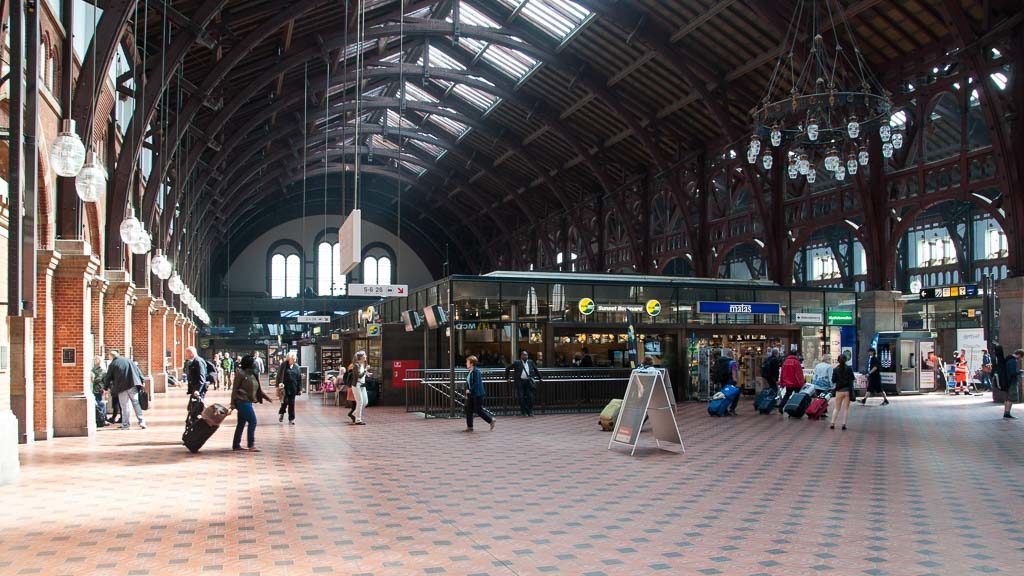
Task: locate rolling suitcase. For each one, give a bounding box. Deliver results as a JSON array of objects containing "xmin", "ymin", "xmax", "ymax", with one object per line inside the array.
[
  {"xmin": 754, "ymin": 388, "xmax": 778, "ymax": 414},
  {"xmin": 805, "ymin": 394, "xmax": 830, "ymax": 420},
  {"xmin": 599, "ymin": 399, "xmax": 623, "ymax": 431},
  {"xmin": 708, "ymin": 384, "xmax": 740, "ymax": 417},
  {"xmin": 183, "ymin": 397, "xmax": 221, "ymax": 453},
  {"xmin": 783, "ymin": 392, "xmax": 812, "ymax": 418}
]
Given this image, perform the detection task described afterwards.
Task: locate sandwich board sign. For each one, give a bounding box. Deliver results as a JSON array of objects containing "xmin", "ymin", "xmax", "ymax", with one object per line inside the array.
[{"xmin": 608, "ymin": 369, "xmax": 684, "ymax": 456}]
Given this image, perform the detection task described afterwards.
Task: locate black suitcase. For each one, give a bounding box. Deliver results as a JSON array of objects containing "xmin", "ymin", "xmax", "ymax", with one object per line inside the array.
[
  {"xmin": 783, "ymin": 392, "xmax": 812, "ymax": 418},
  {"xmin": 182, "ymin": 397, "xmax": 220, "ymax": 453}
]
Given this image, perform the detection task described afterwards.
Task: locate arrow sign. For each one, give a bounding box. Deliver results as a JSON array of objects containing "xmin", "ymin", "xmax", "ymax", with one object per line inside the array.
[{"xmin": 348, "ymin": 284, "xmax": 409, "ymax": 297}]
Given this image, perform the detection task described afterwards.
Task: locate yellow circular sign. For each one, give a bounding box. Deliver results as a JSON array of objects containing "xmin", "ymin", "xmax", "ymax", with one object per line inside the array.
[
  {"xmin": 646, "ymin": 299, "xmax": 662, "ymax": 317},
  {"xmin": 578, "ymin": 297, "xmax": 595, "ymax": 316}
]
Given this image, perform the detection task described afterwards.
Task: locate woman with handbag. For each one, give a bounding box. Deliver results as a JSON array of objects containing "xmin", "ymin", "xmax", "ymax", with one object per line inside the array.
[
  {"xmin": 350, "ymin": 351, "xmax": 372, "ymax": 425},
  {"xmin": 231, "ymin": 355, "xmax": 273, "ymax": 451}
]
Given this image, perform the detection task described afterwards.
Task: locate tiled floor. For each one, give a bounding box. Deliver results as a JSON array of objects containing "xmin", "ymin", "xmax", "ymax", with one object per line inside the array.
[{"xmin": 2, "ymin": 389, "xmax": 1023, "ymax": 576}]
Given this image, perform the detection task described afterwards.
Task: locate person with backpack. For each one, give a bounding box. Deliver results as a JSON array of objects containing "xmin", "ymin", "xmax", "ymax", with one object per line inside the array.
[
  {"xmin": 348, "ymin": 351, "xmax": 372, "ymax": 425},
  {"xmin": 185, "ymin": 346, "xmax": 210, "ymax": 400},
  {"xmin": 711, "ymin": 350, "xmax": 739, "ymax": 415},
  {"xmin": 276, "ymin": 351, "xmax": 302, "ymax": 425},
  {"xmin": 830, "ymin": 353, "xmax": 855, "ymax": 430},
  {"xmin": 221, "ymin": 354, "xmax": 235, "ymax": 389},
  {"xmin": 994, "ymin": 345, "xmax": 1020, "ymax": 419},
  {"xmin": 778, "ymin": 350, "xmax": 805, "ymax": 413}
]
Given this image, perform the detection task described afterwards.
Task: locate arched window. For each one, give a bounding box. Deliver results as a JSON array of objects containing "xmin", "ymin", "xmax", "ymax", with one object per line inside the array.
[
  {"xmin": 361, "ymin": 244, "xmax": 395, "ymax": 285},
  {"xmin": 269, "ymin": 242, "xmax": 303, "ymax": 298},
  {"xmin": 360, "ymin": 255, "xmax": 393, "ymax": 285},
  {"xmin": 316, "ymin": 240, "xmax": 347, "ymax": 296}
]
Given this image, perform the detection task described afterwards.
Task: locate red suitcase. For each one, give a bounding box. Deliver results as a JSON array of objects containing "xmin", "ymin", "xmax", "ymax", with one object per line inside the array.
[{"xmin": 806, "ymin": 395, "xmax": 830, "ymax": 420}]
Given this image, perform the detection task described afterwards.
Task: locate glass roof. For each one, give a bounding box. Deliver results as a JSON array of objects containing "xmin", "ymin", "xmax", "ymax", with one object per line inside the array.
[
  {"xmin": 448, "ymin": 4, "xmax": 541, "ymax": 82},
  {"xmin": 428, "ymin": 109, "xmax": 470, "ymax": 138},
  {"xmin": 496, "ymin": 0, "xmax": 593, "ymax": 42}
]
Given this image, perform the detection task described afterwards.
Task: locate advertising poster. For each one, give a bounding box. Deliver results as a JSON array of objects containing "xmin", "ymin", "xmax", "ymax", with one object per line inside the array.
[
  {"xmin": 957, "ymin": 328, "xmax": 986, "ymax": 376},
  {"xmin": 612, "ymin": 372, "xmax": 656, "ymax": 446}
]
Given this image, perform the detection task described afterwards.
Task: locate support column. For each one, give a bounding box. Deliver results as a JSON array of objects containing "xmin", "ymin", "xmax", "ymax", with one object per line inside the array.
[
  {"xmin": 132, "ymin": 290, "xmax": 155, "ymax": 400},
  {"xmin": 103, "ymin": 271, "xmax": 135, "ymax": 357},
  {"xmin": 165, "ymin": 309, "xmax": 178, "ymax": 384},
  {"xmin": 89, "ymin": 275, "xmax": 107, "ymax": 357},
  {"xmin": 3, "ymin": 317, "xmax": 29, "ymax": 480},
  {"xmin": 32, "ymin": 250, "xmax": 60, "ymax": 441},
  {"xmin": 150, "ymin": 299, "xmax": 168, "ymax": 393},
  {"xmin": 51, "ymin": 241, "xmax": 101, "ymax": 437},
  {"xmin": 856, "ymin": 290, "xmax": 906, "ymax": 370},
  {"xmin": 996, "ymin": 276, "xmax": 1024, "ymax": 358},
  {"xmin": 173, "ymin": 313, "xmax": 185, "ymax": 375}
]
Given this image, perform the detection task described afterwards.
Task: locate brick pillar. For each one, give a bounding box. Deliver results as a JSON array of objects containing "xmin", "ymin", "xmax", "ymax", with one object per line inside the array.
[
  {"xmin": 150, "ymin": 299, "xmax": 168, "ymax": 393},
  {"xmin": 173, "ymin": 313, "xmax": 185, "ymax": 376},
  {"xmin": 132, "ymin": 290, "xmax": 155, "ymax": 400},
  {"xmin": 165, "ymin": 309, "xmax": 178, "ymax": 383},
  {"xmin": 103, "ymin": 270, "xmax": 135, "ymax": 357},
  {"xmin": 52, "ymin": 240, "xmax": 101, "ymax": 437},
  {"xmin": 32, "ymin": 250, "xmax": 60, "ymax": 441},
  {"xmin": 89, "ymin": 276, "xmax": 107, "ymax": 357}
]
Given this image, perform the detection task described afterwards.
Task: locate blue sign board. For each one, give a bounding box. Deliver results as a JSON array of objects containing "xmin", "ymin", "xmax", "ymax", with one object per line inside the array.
[{"xmin": 696, "ymin": 301, "xmax": 782, "ymax": 315}]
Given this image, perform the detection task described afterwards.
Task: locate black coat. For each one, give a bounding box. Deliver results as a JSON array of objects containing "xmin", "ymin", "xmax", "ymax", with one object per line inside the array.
[
  {"xmin": 187, "ymin": 356, "xmax": 209, "ymax": 396},
  {"xmin": 104, "ymin": 356, "xmax": 140, "ymax": 395},
  {"xmin": 506, "ymin": 359, "xmax": 540, "ymax": 383},
  {"xmin": 277, "ymin": 362, "xmax": 302, "ymax": 396}
]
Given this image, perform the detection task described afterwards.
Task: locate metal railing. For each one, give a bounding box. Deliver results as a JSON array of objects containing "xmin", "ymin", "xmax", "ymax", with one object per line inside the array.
[{"xmin": 404, "ymin": 367, "xmax": 634, "ymax": 418}]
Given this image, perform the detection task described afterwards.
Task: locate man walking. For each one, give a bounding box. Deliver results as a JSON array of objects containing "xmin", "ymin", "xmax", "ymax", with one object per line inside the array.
[
  {"xmin": 506, "ymin": 350, "xmax": 541, "ymax": 416},
  {"xmin": 185, "ymin": 346, "xmax": 209, "ymax": 400},
  {"xmin": 104, "ymin": 349, "xmax": 146, "ymax": 430}
]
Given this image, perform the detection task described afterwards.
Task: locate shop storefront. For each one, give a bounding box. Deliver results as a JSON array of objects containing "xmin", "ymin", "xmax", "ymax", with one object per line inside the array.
[{"xmin": 338, "ymin": 272, "xmax": 858, "ymax": 404}]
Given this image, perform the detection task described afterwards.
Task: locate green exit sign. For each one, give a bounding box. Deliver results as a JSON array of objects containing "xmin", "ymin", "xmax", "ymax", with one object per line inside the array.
[{"xmin": 827, "ymin": 310, "xmax": 854, "ymax": 326}]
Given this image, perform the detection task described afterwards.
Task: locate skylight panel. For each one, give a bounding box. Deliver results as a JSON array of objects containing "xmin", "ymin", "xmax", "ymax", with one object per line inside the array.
[
  {"xmin": 383, "ymin": 109, "xmax": 418, "ymax": 131},
  {"xmin": 364, "ymin": 85, "xmax": 387, "ymax": 98},
  {"xmin": 428, "ymin": 111, "xmax": 470, "ymax": 137},
  {"xmin": 399, "ymin": 160, "xmax": 427, "ymax": 176},
  {"xmin": 420, "ymin": 47, "xmax": 466, "ymax": 71},
  {"xmin": 450, "ymin": 2, "xmax": 500, "ymax": 28},
  {"xmin": 344, "ymin": 40, "xmax": 376, "ymax": 60},
  {"xmin": 452, "ymin": 83, "xmax": 499, "ymax": 110},
  {"xmin": 409, "ymin": 138, "xmax": 445, "ymax": 158},
  {"xmin": 497, "ymin": 0, "xmax": 593, "ymax": 42},
  {"xmin": 369, "ymin": 133, "xmax": 399, "ymax": 150},
  {"xmin": 479, "ymin": 42, "xmax": 539, "ymax": 80},
  {"xmin": 403, "ymin": 82, "xmax": 439, "ymax": 103}
]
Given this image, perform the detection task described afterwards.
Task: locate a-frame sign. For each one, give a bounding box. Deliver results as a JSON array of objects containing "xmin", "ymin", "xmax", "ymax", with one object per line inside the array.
[{"xmin": 608, "ymin": 369, "xmax": 685, "ymax": 456}]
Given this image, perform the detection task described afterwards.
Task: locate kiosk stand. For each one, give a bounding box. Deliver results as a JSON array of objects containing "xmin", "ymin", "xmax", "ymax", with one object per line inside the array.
[{"xmin": 608, "ymin": 370, "xmax": 685, "ymax": 456}]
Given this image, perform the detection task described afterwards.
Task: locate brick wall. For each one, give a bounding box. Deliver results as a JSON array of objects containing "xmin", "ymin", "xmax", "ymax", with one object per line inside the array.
[
  {"xmin": 33, "ymin": 252, "xmax": 60, "ymax": 439},
  {"xmin": 150, "ymin": 304, "xmax": 167, "ymax": 377},
  {"xmin": 103, "ymin": 281, "xmax": 134, "ymax": 357},
  {"xmin": 165, "ymin": 315, "xmax": 177, "ymax": 377},
  {"xmin": 52, "ymin": 249, "xmax": 98, "ymax": 395},
  {"xmin": 132, "ymin": 294, "xmax": 153, "ymax": 376},
  {"xmin": 89, "ymin": 278, "xmax": 106, "ymax": 359}
]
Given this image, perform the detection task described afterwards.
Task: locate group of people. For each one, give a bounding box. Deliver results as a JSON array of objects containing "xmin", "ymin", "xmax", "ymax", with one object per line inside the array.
[{"xmin": 91, "ymin": 349, "xmax": 147, "ymax": 429}]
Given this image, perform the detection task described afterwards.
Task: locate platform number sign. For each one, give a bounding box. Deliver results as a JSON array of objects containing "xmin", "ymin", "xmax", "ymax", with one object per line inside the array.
[
  {"xmin": 645, "ymin": 299, "xmax": 662, "ymax": 317},
  {"xmin": 578, "ymin": 297, "xmax": 595, "ymax": 316}
]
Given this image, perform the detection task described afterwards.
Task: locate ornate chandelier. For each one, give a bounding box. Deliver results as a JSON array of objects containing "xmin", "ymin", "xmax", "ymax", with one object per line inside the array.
[{"xmin": 749, "ymin": 0, "xmax": 901, "ymax": 182}]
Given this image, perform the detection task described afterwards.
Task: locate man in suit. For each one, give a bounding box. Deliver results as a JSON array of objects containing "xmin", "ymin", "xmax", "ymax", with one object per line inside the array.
[
  {"xmin": 506, "ymin": 350, "xmax": 541, "ymax": 417},
  {"xmin": 104, "ymin": 349, "xmax": 146, "ymax": 430}
]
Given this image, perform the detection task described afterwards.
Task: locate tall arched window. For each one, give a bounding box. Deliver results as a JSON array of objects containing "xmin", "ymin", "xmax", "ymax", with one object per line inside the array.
[
  {"xmin": 269, "ymin": 242, "xmax": 302, "ymax": 298},
  {"xmin": 362, "ymin": 255, "xmax": 392, "ymax": 285},
  {"xmin": 317, "ymin": 240, "xmax": 347, "ymax": 295}
]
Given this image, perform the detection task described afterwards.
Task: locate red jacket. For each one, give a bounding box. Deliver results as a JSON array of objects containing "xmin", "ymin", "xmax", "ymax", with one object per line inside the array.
[{"xmin": 779, "ymin": 355, "xmax": 805, "ymax": 389}]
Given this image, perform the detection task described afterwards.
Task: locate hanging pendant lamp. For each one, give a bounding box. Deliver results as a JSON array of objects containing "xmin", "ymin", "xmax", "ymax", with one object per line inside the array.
[
  {"xmin": 75, "ymin": 151, "xmax": 107, "ymax": 202},
  {"xmin": 168, "ymin": 273, "xmax": 184, "ymax": 294},
  {"xmin": 51, "ymin": 119, "xmax": 87, "ymax": 177}
]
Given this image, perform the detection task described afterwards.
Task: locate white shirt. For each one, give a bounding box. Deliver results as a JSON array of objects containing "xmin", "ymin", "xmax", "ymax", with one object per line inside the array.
[{"xmin": 520, "ymin": 363, "xmax": 530, "ymax": 380}]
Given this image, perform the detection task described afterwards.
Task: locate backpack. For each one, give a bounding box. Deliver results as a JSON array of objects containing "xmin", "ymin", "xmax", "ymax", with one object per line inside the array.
[
  {"xmin": 343, "ymin": 365, "xmax": 355, "ymax": 388},
  {"xmin": 204, "ymin": 358, "xmax": 218, "ymax": 376},
  {"xmin": 761, "ymin": 357, "xmax": 777, "ymax": 381},
  {"xmin": 712, "ymin": 357, "xmax": 732, "ymax": 384}
]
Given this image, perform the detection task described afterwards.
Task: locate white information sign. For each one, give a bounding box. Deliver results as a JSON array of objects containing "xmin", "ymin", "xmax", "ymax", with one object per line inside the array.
[
  {"xmin": 957, "ymin": 328, "xmax": 986, "ymax": 378},
  {"xmin": 348, "ymin": 284, "xmax": 410, "ymax": 297},
  {"xmin": 794, "ymin": 312, "xmax": 824, "ymax": 324},
  {"xmin": 297, "ymin": 315, "xmax": 331, "ymax": 324},
  {"xmin": 608, "ymin": 370, "xmax": 684, "ymax": 456},
  {"xmin": 338, "ymin": 209, "xmax": 362, "ymax": 275}
]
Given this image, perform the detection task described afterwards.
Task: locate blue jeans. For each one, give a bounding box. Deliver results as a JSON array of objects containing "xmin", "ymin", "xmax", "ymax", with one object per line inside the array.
[
  {"xmin": 94, "ymin": 392, "xmax": 107, "ymax": 422},
  {"xmin": 233, "ymin": 401, "xmax": 257, "ymax": 449}
]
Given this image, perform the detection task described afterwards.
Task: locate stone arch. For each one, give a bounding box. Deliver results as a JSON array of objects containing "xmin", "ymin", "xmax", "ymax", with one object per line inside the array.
[{"xmin": 713, "ymin": 241, "xmax": 768, "ymax": 280}]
